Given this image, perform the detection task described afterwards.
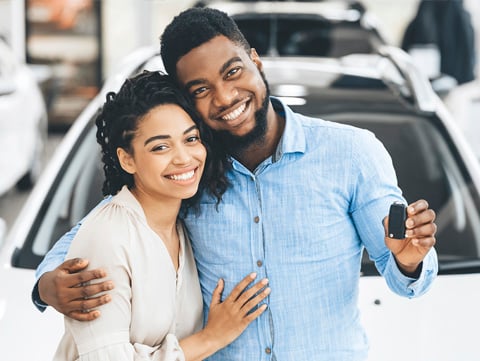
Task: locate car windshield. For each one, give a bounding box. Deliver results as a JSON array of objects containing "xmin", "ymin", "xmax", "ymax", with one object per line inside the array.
[{"xmin": 234, "ymin": 14, "xmax": 382, "ymax": 57}]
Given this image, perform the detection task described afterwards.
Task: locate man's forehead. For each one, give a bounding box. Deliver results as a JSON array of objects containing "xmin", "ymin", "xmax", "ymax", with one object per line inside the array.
[{"xmin": 175, "ymin": 36, "xmax": 251, "ymax": 80}]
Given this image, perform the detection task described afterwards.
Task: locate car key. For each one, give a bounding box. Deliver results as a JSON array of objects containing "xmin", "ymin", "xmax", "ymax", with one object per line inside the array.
[{"xmin": 388, "ymin": 202, "xmax": 407, "ymax": 239}]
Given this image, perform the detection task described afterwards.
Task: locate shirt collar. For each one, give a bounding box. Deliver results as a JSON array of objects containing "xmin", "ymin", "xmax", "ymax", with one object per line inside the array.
[{"xmin": 270, "ymin": 96, "xmax": 306, "ymax": 163}]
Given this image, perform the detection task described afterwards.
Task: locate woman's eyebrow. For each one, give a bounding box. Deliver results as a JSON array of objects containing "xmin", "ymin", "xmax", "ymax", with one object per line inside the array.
[{"xmin": 143, "ymin": 125, "xmax": 198, "ymax": 146}]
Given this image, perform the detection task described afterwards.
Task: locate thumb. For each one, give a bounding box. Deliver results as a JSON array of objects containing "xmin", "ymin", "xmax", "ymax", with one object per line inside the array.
[
  {"xmin": 210, "ymin": 279, "xmax": 224, "ymax": 307},
  {"xmin": 382, "ymin": 216, "xmax": 389, "ymax": 238},
  {"xmin": 61, "ymin": 258, "xmax": 89, "ymax": 274}
]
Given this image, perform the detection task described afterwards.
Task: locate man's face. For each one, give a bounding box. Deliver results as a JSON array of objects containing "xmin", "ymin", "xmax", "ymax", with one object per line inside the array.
[{"xmin": 175, "ymin": 35, "xmax": 270, "ymax": 150}]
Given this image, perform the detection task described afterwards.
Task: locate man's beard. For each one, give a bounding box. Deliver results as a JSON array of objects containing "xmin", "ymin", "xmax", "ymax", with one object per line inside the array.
[{"xmin": 215, "ymin": 75, "xmax": 270, "ymax": 155}]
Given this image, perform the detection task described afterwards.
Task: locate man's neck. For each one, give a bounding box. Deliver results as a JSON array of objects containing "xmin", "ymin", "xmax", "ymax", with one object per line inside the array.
[{"xmin": 235, "ymin": 102, "xmax": 285, "ymax": 172}]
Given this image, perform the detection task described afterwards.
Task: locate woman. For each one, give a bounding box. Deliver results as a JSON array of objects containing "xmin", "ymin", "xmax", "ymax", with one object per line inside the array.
[{"xmin": 54, "ymin": 71, "xmax": 270, "ymax": 360}]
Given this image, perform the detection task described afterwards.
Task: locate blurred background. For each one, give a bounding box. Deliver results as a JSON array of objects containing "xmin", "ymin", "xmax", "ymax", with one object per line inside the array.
[
  {"xmin": 0, "ymin": 0, "xmax": 478, "ymax": 228},
  {"xmin": 1, "ymin": 1, "xmax": 480, "ymax": 360},
  {"xmin": 0, "ymin": 0, "xmax": 479, "ymax": 229}
]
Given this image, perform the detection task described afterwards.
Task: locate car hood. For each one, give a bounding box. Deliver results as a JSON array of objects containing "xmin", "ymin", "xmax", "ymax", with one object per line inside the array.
[{"xmin": 0, "ymin": 264, "xmax": 63, "ymax": 360}]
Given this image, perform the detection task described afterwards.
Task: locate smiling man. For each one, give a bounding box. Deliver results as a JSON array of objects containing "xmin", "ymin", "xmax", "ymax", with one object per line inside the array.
[{"xmin": 33, "ymin": 7, "xmax": 438, "ymax": 361}]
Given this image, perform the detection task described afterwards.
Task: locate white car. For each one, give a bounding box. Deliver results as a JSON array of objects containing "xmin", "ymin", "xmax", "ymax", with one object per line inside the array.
[
  {"xmin": 0, "ymin": 37, "xmax": 47, "ymax": 196},
  {"xmin": 1, "ymin": 46, "xmax": 480, "ymax": 360}
]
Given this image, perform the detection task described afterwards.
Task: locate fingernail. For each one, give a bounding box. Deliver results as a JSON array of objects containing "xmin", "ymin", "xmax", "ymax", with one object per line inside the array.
[
  {"xmin": 408, "ymin": 206, "xmax": 415, "ymax": 214},
  {"xmin": 412, "ymin": 238, "xmax": 419, "ymax": 245},
  {"xmin": 261, "ymin": 278, "xmax": 269, "ymax": 285},
  {"xmin": 406, "ymin": 219, "xmax": 414, "ymax": 228},
  {"xmin": 250, "ymin": 272, "xmax": 257, "ymax": 279}
]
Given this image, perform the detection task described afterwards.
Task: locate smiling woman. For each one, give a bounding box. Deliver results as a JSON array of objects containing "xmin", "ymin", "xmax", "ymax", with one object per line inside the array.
[{"xmin": 50, "ymin": 70, "xmax": 270, "ymax": 361}]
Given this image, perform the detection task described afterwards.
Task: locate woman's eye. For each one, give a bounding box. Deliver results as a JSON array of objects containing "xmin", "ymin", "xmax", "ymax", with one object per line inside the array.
[
  {"xmin": 187, "ymin": 135, "xmax": 200, "ymax": 143},
  {"xmin": 152, "ymin": 144, "xmax": 168, "ymax": 152}
]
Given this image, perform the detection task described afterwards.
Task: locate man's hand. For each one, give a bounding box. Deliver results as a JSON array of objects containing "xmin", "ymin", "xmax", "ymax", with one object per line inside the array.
[
  {"xmin": 384, "ymin": 199, "xmax": 437, "ymax": 275},
  {"xmin": 38, "ymin": 258, "xmax": 114, "ymax": 321}
]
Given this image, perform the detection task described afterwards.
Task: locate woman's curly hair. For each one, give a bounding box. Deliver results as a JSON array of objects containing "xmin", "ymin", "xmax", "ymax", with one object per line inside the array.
[{"xmin": 95, "ymin": 70, "xmax": 230, "ymax": 211}]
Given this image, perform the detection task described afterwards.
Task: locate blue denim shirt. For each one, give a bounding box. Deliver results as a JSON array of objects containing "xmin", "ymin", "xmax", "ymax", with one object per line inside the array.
[{"xmin": 34, "ymin": 98, "xmax": 437, "ymax": 361}]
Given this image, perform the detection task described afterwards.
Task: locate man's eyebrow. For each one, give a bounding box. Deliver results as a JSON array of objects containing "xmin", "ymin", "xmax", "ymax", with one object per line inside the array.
[
  {"xmin": 184, "ymin": 57, "xmax": 243, "ymax": 91},
  {"xmin": 144, "ymin": 125, "xmax": 198, "ymax": 146},
  {"xmin": 219, "ymin": 56, "xmax": 242, "ymax": 75}
]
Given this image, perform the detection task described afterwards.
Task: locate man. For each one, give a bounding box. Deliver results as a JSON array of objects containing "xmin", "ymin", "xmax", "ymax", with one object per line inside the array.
[{"xmin": 33, "ymin": 7, "xmax": 438, "ymax": 361}]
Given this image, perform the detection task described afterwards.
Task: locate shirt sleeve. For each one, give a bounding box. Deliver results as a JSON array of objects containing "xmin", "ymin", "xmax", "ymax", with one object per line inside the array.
[
  {"xmin": 60, "ymin": 202, "xmax": 185, "ymax": 361},
  {"xmin": 32, "ymin": 196, "xmax": 113, "ymax": 312},
  {"xmin": 349, "ymin": 128, "xmax": 438, "ymax": 298}
]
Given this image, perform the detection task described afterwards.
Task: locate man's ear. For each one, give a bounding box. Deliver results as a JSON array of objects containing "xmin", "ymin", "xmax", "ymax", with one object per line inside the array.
[
  {"xmin": 117, "ymin": 147, "xmax": 136, "ymax": 175},
  {"xmin": 250, "ymin": 48, "xmax": 263, "ymax": 71}
]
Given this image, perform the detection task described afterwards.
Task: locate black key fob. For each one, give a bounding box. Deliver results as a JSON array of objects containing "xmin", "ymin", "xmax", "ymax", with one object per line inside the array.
[{"xmin": 388, "ymin": 202, "xmax": 407, "ymax": 239}]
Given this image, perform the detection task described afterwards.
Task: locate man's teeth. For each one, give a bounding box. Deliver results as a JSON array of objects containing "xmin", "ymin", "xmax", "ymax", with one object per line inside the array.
[
  {"xmin": 222, "ymin": 102, "xmax": 246, "ymax": 121},
  {"xmin": 168, "ymin": 170, "xmax": 194, "ymax": 181}
]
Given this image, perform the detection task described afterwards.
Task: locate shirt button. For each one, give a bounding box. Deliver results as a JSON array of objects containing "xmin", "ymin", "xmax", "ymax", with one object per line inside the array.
[
  {"xmin": 254, "ymin": 216, "xmax": 260, "ymax": 223},
  {"xmin": 265, "ymin": 347, "xmax": 272, "ymax": 354},
  {"xmin": 257, "ymin": 260, "xmax": 263, "ymax": 267}
]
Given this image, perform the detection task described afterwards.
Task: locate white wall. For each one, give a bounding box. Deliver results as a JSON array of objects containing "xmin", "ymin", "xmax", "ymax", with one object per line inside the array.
[{"xmin": 101, "ymin": 0, "xmax": 195, "ymax": 77}]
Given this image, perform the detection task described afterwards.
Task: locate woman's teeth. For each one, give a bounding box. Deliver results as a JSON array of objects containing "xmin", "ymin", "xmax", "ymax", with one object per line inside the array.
[{"xmin": 167, "ymin": 170, "xmax": 194, "ymax": 181}]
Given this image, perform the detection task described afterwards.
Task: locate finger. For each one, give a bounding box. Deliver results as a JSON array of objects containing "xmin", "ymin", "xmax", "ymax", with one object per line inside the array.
[
  {"xmin": 68, "ymin": 293, "xmax": 112, "ymax": 314},
  {"xmin": 241, "ymin": 287, "xmax": 271, "ymax": 312},
  {"xmin": 226, "ymin": 273, "xmax": 257, "ymax": 302},
  {"xmin": 210, "ymin": 279, "xmax": 224, "ymax": 307},
  {"xmin": 60, "ymin": 258, "xmax": 90, "ymax": 273},
  {"xmin": 66, "ymin": 268, "xmax": 108, "ymax": 288},
  {"xmin": 67, "ymin": 309, "xmax": 102, "ymax": 322},
  {"xmin": 236, "ymin": 278, "xmax": 269, "ymax": 306},
  {"xmin": 243, "ymin": 304, "xmax": 268, "ymax": 323},
  {"xmin": 406, "ymin": 222, "xmax": 437, "ymax": 239},
  {"xmin": 407, "ymin": 199, "xmax": 429, "ymax": 215},
  {"xmin": 382, "ymin": 216, "xmax": 388, "ymax": 237},
  {"xmin": 406, "ymin": 209, "xmax": 436, "ymax": 230},
  {"xmin": 410, "ymin": 236, "xmax": 436, "ymax": 248},
  {"xmin": 76, "ymin": 280, "xmax": 114, "ymax": 299}
]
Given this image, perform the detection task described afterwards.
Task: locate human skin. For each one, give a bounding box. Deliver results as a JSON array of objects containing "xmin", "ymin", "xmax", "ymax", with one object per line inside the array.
[{"xmin": 38, "ymin": 35, "xmax": 436, "ymax": 320}]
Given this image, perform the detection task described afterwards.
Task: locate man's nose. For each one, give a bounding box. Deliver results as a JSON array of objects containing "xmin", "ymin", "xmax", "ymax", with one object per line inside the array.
[{"xmin": 212, "ymin": 82, "xmax": 238, "ymax": 108}]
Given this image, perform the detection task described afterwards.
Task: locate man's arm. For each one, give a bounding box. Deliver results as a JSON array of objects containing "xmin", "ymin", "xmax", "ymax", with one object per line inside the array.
[{"xmin": 32, "ymin": 197, "xmax": 114, "ymax": 321}]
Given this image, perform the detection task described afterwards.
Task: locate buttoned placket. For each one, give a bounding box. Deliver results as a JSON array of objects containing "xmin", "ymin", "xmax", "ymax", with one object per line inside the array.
[{"xmin": 251, "ymin": 165, "xmax": 275, "ymax": 360}]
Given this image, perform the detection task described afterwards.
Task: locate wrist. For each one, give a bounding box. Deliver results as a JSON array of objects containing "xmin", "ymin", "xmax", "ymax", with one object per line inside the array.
[
  {"xmin": 395, "ymin": 257, "xmax": 423, "ymax": 278},
  {"xmin": 199, "ymin": 327, "xmax": 224, "ymax": 353}
]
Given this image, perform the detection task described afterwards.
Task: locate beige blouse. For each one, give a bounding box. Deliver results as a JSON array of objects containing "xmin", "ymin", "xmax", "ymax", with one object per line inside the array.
[{"xmin": 54, "ymin": 186, "xmax": 203, "ymax": 361}]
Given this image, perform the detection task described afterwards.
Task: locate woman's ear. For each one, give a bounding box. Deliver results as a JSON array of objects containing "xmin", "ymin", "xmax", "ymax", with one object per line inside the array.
[
  {"xmin": 250, "ymin": 48, "xmax": 263, "ymax": 71},
  {"xmin": 117, "ymin": 147, "xmax": 136, "ymax": 175}
]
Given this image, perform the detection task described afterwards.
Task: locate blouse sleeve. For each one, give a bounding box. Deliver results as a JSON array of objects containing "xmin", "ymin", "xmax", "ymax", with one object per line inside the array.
[{"xmin": 62, "ymin": 203, "xmax": 185, "ymax": 361}]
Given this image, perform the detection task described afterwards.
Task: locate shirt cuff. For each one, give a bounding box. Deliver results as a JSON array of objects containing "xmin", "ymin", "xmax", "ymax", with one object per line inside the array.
[{"xmin": 31, "ymin": 280, "xmax": 48, "ymax": 312}]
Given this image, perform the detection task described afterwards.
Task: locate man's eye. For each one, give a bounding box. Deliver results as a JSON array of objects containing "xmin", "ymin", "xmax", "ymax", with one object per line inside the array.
[
  {"xmin": 226, "ymin": 67, "xmax": 241, "ymax": 78},
  {"xmin": 192, "ymin": 87, "xmax": 208, "ymax": 97}
]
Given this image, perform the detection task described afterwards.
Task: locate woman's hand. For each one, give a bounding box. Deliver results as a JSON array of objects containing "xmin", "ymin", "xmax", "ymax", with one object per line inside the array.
[
  {"xmin": 180, "ymin": 273, "xmax": 270, "ymax": 361},
  {"xmin": 203, "ymin": 273, "xmax": 270, "ymax": 348}
]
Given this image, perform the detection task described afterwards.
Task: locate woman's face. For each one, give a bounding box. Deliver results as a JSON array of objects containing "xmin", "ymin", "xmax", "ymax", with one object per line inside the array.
[{"xmin": 118, "ymin": 103, "xmax": 206, "ymax": 202}]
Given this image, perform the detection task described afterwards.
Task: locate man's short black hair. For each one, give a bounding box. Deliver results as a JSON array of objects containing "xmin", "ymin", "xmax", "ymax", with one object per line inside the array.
[{"xmin": 160, "ymin": 7, "xmax": 250, "ymax": 80}]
